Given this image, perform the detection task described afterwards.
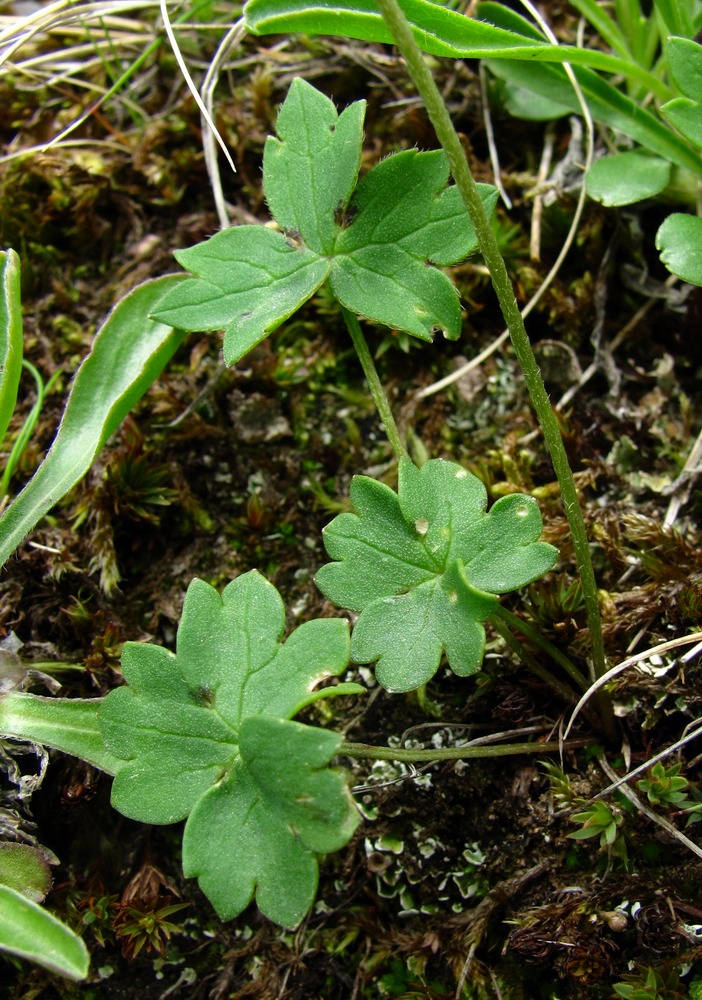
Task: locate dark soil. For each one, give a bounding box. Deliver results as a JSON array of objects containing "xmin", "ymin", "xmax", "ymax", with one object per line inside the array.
[{"xmin": 1, "ymin": 6, "xmax": 701, "ymax": 999}]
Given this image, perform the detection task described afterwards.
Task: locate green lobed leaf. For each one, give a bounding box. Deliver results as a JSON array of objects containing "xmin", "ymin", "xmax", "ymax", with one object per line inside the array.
[
  {"xmin": 99, "ymin": 570, "xmax": 359, "ymax": 926},
  {"xmin": 263, "ymin": 77, "xmax": 365, "ymax": 254},
  {"xmin": 585, "ymin": 152, "xmax": 671, "ymax": 206},
  {"xmin": 0, "ymin": 885, "xmax": 89, "ymax": 980},
  {"xmin": 183, "ymin": 715, "xmax": 358, "ymax": 927},
  {"xmin": 332, "ymin": 150, "xmax": 496, "ymax": 340},
  {"xmin": 0, "ymin": 274, "xmax": 187, "ymax": 566},
  {"xmin": 656, "ymin": 212, "xmax": 702, "ymax": 285},
  {"xmin": 0, "ymin": 249, "xmax": 23, "ymax": 450},
  {"xmin": 151, "ymin": 227, "xmax": 330, "ymax": 365},
  {"xmin": 315, "ymin": 459, "xmax": 558, "ymax": 691},
  {"xmin": 152, "ymin": 79, "xmax": 498, "ymax": 361}
]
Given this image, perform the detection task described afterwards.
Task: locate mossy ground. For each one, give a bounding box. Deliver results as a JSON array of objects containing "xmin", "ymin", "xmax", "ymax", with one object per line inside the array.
[{"xmin": 1, "ymin": 4, "xmax": 701, "ymax": 998}]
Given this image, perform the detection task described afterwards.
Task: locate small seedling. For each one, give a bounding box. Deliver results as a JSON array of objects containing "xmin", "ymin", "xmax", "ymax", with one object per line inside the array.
[
  {"xmin": 568, "ymin": 800, "xmax": 624, "ymax": 849},
  {"xmin": 636, "ymin": 761, "xmax": 694, "ymax": 809},
  {"xmin": 612, "ymin": 964, "xmax": 686, "ymax": 1000}
]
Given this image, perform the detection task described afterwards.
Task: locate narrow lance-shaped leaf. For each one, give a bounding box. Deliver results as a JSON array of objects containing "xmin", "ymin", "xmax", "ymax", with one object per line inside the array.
[
  {"xmin": 243, "ymin": 0, "xmax": 670, "ymax": 97},
  {"xmin": 315, "ymin": 459, "xmax": 558, "ymax": 691},
  {"xmin": 0, "ymin": 274, "xmax": 187, "ymax": 566},
  {"xmin": 152, "ymin": 78, "xmax": 498, "ymax": 362},
  {"xmin": 0, "ymin": 249, "xmax": 23, "ymax": 448},
  {"xmin": 0, "ymin": 886, "xmax": 89, "ymax": 981},
  {"xmin": 99, "ymin": 570, "xmax": 361, "ymax": 927}
]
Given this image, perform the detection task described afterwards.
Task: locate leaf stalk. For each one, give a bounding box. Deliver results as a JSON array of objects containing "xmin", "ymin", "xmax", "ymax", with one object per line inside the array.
[
  {"xmin": 341, "ymin": 738, "xmax": 591, "ymax": 762},
  {"xmin": 341, "ymin": 305, "xmax": 410, "ymax": 462}
]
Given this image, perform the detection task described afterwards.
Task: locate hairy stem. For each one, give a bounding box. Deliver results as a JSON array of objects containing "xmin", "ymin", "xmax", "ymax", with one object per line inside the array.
[
  {"xmin": 341, "ymin": 305, "xmax": 410, "ymax": 462},
  {"xmin": 341, "ymin": 738, "xmax": 591, "ymax": 762},
  {"xmin": 373, "ymin": 0, "xmax": 608, "ymax": 695}
]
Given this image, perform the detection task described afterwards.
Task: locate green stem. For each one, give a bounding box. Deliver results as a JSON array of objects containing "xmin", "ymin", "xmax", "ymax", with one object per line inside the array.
[
  {"xmin": 341, "ymin": 738, "xmax": 591, "ymax": 762},
  {"xmin": 373, "ymin": 0, "xmax": 608, "ymax": 691},
  {"xmin": 492, "ymin": 604, "xmax": 590, "ymax": 692},
  {"xmin": 341, "ymin": 305, "xmax": 410, "ymax": 462}
]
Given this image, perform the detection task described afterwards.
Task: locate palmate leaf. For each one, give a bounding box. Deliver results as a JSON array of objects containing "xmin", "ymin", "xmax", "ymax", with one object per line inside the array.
[
  {"xmin": 315, "ymin": 459, "xmax": 558, "ymax": 691},
  {"xmin": 183, "ymin": 716, "xmax": 358, "ymax": 927},
  {"xmin": 99, "ymin": 570, "xmax": 361, "ymax": 927},
  {"xmin": 152, "ymin": 78, "xmax": 497, "ymax": 363}
]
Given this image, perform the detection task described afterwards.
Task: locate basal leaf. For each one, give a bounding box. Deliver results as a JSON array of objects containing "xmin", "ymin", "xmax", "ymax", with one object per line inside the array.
[
  {"xmin": 316, "ymin": 458, "xmax": 558, "ymax": 691},
  {"xmin": 101, "ymin": 571, "xmax": 352, "ymax": 823},
  {"xmin": 98, "ymin": 571, "xmax": 359, "ymax": 925},
  {"xmin": 151, "ymin": 79, "xmax": 498, "ymax": 361},
  {"xmin": 244, "ymin": 0, "xmax": 670, "ymax": 92},
  {"xmin": 263, "ymin": 77, "xmax": 365, "ymax": 254},
  {"xmin": 586, "ymin": 152, "xmax": 671, "ymax": 206},
  {"xmin": 667, "ymin": 36, "xmax": 702, "ymax": 102},
  {"xmin": 151, "ymin": 227, "xmax": 330, "ymax": 365},
  {"xmin": 656, "ymin": 212, "xmax": 702, "ymax": 285},
  {"xmin": 182, "ymin": 715, "xmax": 359, "ymax": 927},
  {"xmin": 661, "ymin": 97, "xmax": 702, "ymax": 150}
]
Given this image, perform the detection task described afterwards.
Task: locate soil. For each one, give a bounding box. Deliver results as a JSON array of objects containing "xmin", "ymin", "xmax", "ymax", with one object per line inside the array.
[{"xmin": 1, "ymin": 5, "xmax": 701, "ymax": 999}]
